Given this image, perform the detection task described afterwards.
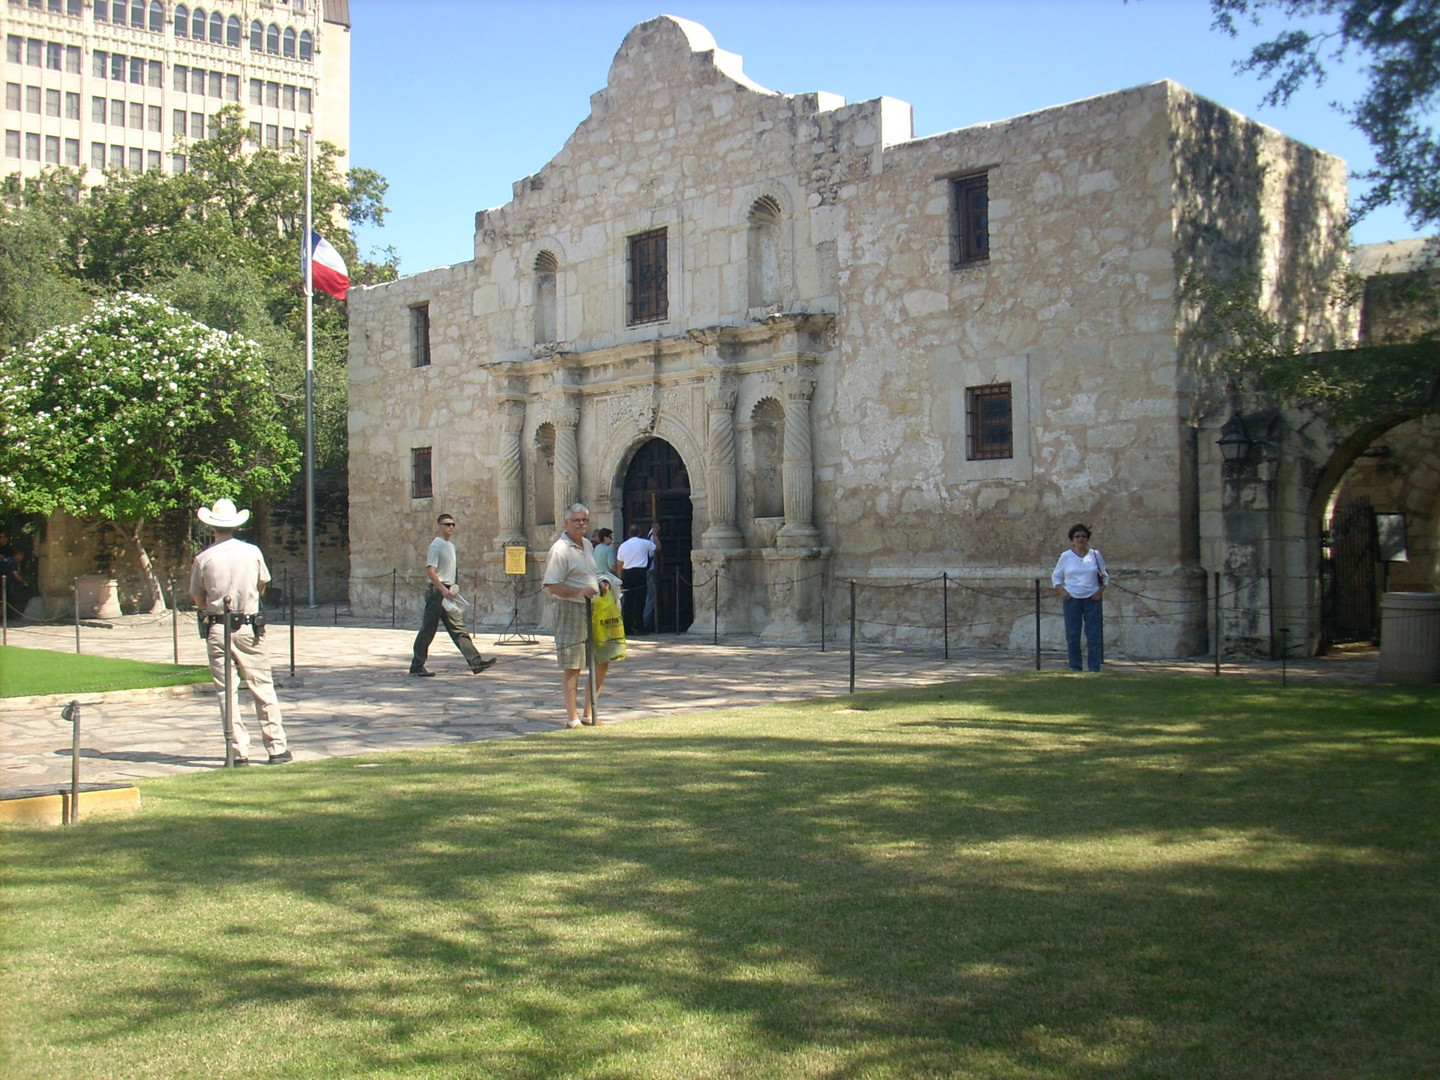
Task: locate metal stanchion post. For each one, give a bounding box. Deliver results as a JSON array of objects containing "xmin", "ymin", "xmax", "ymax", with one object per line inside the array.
[
  {"xmin": 289, "ymin": 577, "xmax": 296, "ymax": 677},
  {"xmin": 1266, "ymin": 568, "xmax": 1275, "ymax": 660},
  {"xmin": 62, "ymin": 700, "xmax": 81, "ymax": 824},
  {"xmin": 221, "ymin": 597, "xmax": 236, "ymax": 767},
  {"xmin": 1035, "ymin": 578, "xmax": 1042, "ymax": 671},
  {"xmin": 943, "ymin": 572, "xmax": 949, "ymax": 661},
  {"xmin": 1214, "ymin": 571, "xmax": 1221, "ymax": 677},
  {"xmin": 713, "ymin": 572, "xmax": 719, "ymax": 645},
  {"xmin": 849, "ymin": 580, "xmax": 857, "ymax": 694},
  {"xmin": 584, "ymin": 595, "xmax": 597, "ymax": 723}
]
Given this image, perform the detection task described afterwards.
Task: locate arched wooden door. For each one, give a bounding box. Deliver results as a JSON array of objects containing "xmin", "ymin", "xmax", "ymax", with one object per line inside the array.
[{"xmin": 622, "ymin": 439, "xmax": 693, "ymax": 633}]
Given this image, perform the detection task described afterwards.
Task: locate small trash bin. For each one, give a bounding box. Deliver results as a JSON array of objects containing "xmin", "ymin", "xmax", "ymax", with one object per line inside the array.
[
  {"xmin": 74, "ymin": 575, "xmax": 122, "ymax": 619},
  {"xmin": 1377, "ymin": 592, "xmax": 1440, "ymax": 684}
]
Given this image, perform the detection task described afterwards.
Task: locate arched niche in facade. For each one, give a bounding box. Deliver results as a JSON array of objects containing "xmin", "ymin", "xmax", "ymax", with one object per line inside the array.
[{"xmin": 533, "ymin": 250, "xmax": 558, "ymax": 345}]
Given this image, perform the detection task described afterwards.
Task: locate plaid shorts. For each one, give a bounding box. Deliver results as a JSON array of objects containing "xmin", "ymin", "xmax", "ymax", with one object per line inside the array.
[{"xmin": 552, "ymin": 598, "xmax": 589, "ymax": 670}]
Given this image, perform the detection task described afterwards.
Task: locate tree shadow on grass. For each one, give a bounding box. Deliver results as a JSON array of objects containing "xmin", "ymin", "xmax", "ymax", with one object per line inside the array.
[{"xmin": 6, "ymin": 675, "xmax": 1439, "ymax": 1079}]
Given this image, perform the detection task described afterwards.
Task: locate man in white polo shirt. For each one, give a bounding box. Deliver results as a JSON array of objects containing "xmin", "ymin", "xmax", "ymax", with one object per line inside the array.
[
  {"xmin": 615, "ymin": 522, "xmax": 660, "ymax": 636},
  {"xmin": 543, "ymin": 503, "xmax": 610, "ymax": 727}
]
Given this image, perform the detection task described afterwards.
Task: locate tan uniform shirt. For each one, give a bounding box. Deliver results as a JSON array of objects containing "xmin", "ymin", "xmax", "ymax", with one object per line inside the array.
[{"xmin": 189, "ymin": 537, "xmax": 271, "ymax": 614}]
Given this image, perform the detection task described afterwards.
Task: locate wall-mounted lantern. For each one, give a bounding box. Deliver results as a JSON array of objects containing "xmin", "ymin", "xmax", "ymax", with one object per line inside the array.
[{"xmin": 1218, "ymin": 412, "xmax": 1282, "ymax": 469}]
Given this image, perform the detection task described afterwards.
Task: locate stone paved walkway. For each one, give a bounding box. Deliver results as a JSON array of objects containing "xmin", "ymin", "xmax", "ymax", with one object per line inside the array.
[{"xmin": 1, "ymin": 613, "xmax": 1378, "ymax": 791}]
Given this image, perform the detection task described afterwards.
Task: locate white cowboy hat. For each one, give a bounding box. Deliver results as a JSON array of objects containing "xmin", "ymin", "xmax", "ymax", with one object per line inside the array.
[{"xmin": 197, "ymin": 498, "xmax": 250, "ymax": 529}]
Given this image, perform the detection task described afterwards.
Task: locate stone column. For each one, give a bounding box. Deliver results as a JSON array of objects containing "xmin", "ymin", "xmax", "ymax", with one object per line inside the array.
[
  {"xmin": 701, "ymin": 371, "xmax": 743, "ymax": 549},
  {"xmin": 495, "ymin": 398, "xmax": 526, "ymax": 547},
  {"xmin": 778, "ymin": 366, "xmax": 820, "ymax": 547},
  {"xmin": 551, "ymin": 398, "xmax": 581, "ymax": 526}
]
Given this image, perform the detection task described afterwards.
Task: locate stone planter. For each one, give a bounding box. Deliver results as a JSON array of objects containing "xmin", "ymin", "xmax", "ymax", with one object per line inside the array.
[
  {"xmin": 74, "ymin": 574, "xmax": 122, "ymax": 619},
  {"xmin": 1377, "ymin": 592, "xmax": 1440, "ymax": 684}
]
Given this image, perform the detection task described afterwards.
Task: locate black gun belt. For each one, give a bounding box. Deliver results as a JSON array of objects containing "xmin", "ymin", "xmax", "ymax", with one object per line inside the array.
[{"xmin": 204, "ymin": 613, "xmax": 260, "ymax": 627}]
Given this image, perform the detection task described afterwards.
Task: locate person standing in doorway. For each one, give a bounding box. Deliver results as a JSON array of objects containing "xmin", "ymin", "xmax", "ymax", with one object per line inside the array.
[
  {"xmin": 409, "ymin": 514, "xmax": 497, "ymax": 677},
  {"xmin": 543, "ymin": 504, "xmax": 610, "ymax": 727},
  {"xmin": 615, "ymin": 522, "xmax": 659, "ymax": 636},
  {"xmin": 1052, "ymin": 523, "xmax": 1110, "ymax": 672},
  {"xmin": 189, "ymin": 498, "xmax": 291, "ymax": 766},
  {"xmin": 592, "ymin": 528, "xmax": 616, "ymax": 579}
]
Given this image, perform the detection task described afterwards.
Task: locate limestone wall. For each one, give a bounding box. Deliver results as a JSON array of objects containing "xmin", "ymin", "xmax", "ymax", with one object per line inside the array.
[{"xmin": 348, "ymin": 17, "xmax": 1352, "ymax": 658}]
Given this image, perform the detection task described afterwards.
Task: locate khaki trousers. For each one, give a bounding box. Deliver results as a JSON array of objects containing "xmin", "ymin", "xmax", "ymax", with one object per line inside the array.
[{"xmin": 205, "ymin": 624, "xmax": 287, "ymax": 760}]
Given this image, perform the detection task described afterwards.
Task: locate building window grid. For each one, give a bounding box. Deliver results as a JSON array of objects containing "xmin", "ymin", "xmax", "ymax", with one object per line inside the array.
[
  {"xmin": 950, "ymin": 172, "xmax": 991, "ymax": 268},
  {"xmin": 410, "ymin": 448, "xmax": 433, "ymax": 500},
  {"xmin": 411, "ymin": 304, "xmax": 432, "ymax": 368},
  {"xmin": 628, "ymin": 228, "xmax": 668, "ymax": 325},
  {"xmin": 966, "ymin": 383, "xmax": 1013, "ymax": 461}
]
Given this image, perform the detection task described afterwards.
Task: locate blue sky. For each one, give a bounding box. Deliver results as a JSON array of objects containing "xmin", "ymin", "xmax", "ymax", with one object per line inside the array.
[{"xmin": 350, "ymin": 0, "xmax": 1431, "ymax": 275}]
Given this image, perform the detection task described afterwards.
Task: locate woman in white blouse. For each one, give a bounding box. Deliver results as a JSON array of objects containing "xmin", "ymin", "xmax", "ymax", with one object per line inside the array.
[{"xmin": 1052, "ymin": 524, "xmax": 1109, "ymax": 672}]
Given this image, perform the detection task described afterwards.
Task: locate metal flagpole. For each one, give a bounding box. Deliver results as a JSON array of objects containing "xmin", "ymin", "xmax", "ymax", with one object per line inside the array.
[{"xmin": 303, "ymin": 129, "xmax": 317, "ymax": 607}]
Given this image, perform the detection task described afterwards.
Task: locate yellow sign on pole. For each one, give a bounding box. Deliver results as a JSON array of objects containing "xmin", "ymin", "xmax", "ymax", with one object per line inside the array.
[{"xmin": 504, "ymin": 545, "xmax": 528, "ymax": 576}]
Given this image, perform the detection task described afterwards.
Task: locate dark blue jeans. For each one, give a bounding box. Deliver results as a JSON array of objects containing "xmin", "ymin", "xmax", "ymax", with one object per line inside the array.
[{"xmin": 1063, "ymin": 595, "xmax": 1104, "ymax": 671}]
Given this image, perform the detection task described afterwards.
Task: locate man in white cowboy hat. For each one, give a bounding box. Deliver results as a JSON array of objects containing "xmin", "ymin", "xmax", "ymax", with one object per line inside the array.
[{"xmin": 189, "ymin": 498, "xmax": 291, "ymax": 766}]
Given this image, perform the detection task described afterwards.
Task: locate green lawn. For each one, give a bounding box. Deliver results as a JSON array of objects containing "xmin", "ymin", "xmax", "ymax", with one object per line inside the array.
[
  {"xmin": 2, "ymin": 674, "xmax": 1437, "ymax": 1079},
  {"xmin": 0, "ymin": 645, "xmax": 210, "ymax": 698}
]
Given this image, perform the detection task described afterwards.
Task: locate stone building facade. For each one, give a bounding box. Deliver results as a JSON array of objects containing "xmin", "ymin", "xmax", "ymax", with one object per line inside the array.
[{"xmin": 348, "ymin": 16, "xmax": 1359, "ymax": 657}]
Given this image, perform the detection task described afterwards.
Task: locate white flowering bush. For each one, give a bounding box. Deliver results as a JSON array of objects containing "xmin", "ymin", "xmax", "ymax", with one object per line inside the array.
[{"xmin": 0, "ymin": 293, "xmax": 300, "ymax": 604}]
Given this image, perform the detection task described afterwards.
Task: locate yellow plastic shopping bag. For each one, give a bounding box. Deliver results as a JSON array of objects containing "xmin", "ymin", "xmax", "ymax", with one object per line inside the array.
[{"xmin": 591, "ymin": 586, "xmax": 627, "ymax": 663}]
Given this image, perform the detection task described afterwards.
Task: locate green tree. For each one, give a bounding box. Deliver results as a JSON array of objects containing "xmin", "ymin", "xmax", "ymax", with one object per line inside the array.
[
  {"xmin": 0, "ymin": 293, "xmax": 300, "ymax": 612},
  {"xmin": 6, "ymin": 107, "xmax": 392, "ymax": 471},
  {"xmin": 0, "ymin": 202, "xmax": 92, "ymax": 356},
  {"xmin": 1212, "ymin": 0, "xmax": 1440, "ymax": 229},
  {"xmin": 1187, "ymin": 268, "xmax": 1439, "ymax": 426}
]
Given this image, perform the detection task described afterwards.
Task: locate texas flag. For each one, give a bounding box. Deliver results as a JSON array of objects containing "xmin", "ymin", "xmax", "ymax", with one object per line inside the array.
[{"xmin": 305, "ymin": 231, "xmax": 349, "ymax": 299}]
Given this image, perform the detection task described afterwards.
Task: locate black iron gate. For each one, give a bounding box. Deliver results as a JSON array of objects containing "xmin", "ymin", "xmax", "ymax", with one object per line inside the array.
[{"xmin": 1322, "ymin": 498, "xmax": 1378, "ymax": 646}]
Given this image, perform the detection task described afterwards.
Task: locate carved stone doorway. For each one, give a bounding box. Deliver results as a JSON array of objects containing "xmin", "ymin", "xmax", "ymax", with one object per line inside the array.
[{"xmin": 622, "ymin": 439, "xmax": 693, "ymax": 633}]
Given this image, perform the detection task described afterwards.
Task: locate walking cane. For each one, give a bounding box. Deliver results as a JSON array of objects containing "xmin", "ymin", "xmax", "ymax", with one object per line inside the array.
[
  {"xmin": 221, "ymin": 596, "xmax": 236, "ymax": 767},
  {"xmin": 584, "ymin": 594, "xmax": 598, "ymax": 724}
]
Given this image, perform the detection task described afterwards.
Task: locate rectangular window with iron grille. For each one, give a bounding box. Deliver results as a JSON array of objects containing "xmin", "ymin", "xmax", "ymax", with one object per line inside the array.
[
  {"xmin": 966, "ymin": 383, "xmax": 1012, "ymax": 460},
  {"xmin": 410, "ymin": 303, "xmax": 431, "ymax": 367},
  {"xmin": 628, "ymin": 227, "xmax": 667, "ymax": 325},
  {"xmin": 950, "ymin": 172, "xmax": 990, "ymax": 268},
  {"xmin": 410, "ymin": 447, "xmax": 433, "ymax": 500}
]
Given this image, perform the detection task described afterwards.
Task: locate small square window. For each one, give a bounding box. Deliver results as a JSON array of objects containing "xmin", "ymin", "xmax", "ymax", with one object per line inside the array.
[
  {"xmin": 966, "ymin": 383, "xmax": 1012, "ymax": 461},
  {"xmin": 410, "ymin": 447, "xmax": 433, "ymax": 500},
  {"xmin": 411, "ymin": 303, "xmax": 432, "ymax": 367}
]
